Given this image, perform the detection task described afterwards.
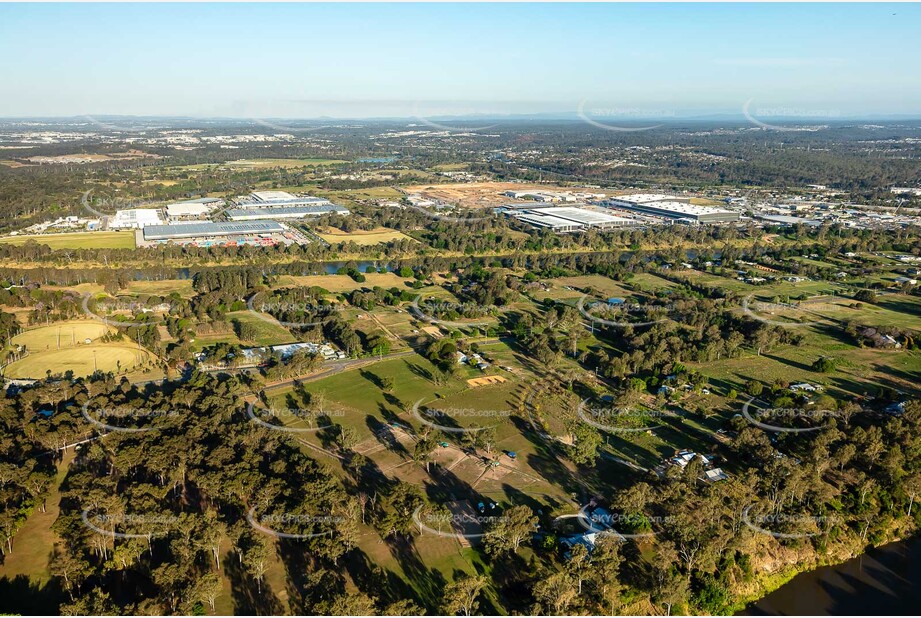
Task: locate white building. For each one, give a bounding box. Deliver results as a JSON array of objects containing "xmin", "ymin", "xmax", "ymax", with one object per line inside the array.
[
  {"xmin": 250, "ymin": 190, "xmax": 301, "ymax": 203},
  {"xmin": 165, "ymin": 198, "xmax": 222, "ymax": 219},
  {"xmin": 109, "ymin": 209, "xmax": 163, "ymax": 229},
  {"xmin": 511, "ymin": 206, "xmax": 638, "ymax": 232},
  {"xmin": 891, "ymin": 187, "xmax": 921, "ymax": 196}
]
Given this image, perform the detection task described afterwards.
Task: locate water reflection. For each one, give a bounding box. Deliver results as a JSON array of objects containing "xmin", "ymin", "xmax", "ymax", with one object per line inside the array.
[{"xmin": 743, "ymin": 537, "xmax": 921, "ymax": 615}]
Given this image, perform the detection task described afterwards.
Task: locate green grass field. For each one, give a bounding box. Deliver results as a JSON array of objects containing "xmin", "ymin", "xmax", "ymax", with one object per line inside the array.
[
  {"xmin": 3, "ymin": 343, "xmax": 158, "ymax": 379},
  {"xmin": 317, "ymin": 227, "xmax": 415, "ymax": 246},
  {"xmin": 272, "ymin": 272, "xmax": 415, "ymax": 293},
  {"xmin": 0, "ymin": 231, "xmax": 136, "ymax": 250},
  {"xmin": 225, "ymin": 158, "xmax": 348, "ymax": 169},
  {"xmin": 226, "ymin": 310, "xmax": 296, "ymax": 346},
  {"xmin": 124, "ymin": 279, "xmax": 195, "ymax": 298},
  {"xmin": 0, "ymin": 450, "xmax": 73, "ymax": 585},
  {"xmin": 11, "ymin": 321, "xmax": 113, "ymax": 351}
]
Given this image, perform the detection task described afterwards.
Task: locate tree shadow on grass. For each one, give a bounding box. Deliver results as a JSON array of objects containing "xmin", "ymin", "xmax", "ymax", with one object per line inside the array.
[
  {"xmin": 368, "ymin": 412, "xmax": 410, "ymax": 459},
  {"xmin": 0, "ymin": 575, "xmax": 63, "ymax": 615},
  {"xmin": 385, "ymin": 535, "xmax": 447, "ymax": 613},
  {"xmin": 342, "ymin": 547, "xmax": 423, "ymax": 611},
  {"xmin": 225, "ymin": 550, "xmax": 285, "ymax": 616},
  {"xmin": 405, "ymin": 362, "xmax": 435, "ymax": 383}
]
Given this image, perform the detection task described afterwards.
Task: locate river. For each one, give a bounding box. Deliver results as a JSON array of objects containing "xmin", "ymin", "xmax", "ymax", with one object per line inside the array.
[{"xmin": 743, "ymin": 536, "xmax": 921, "ymax": 615}]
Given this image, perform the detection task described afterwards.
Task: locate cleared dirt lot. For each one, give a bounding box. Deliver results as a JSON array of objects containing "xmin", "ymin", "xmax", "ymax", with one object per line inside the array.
[{"xmin": 403, "ymin": 181, "xmax": 612, "ymax": 209}]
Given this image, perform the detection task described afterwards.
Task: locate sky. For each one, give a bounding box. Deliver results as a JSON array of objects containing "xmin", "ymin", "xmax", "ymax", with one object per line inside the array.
[{"xmin": 1, "ymin": 2, "xmax": 919, "ymax": 119}]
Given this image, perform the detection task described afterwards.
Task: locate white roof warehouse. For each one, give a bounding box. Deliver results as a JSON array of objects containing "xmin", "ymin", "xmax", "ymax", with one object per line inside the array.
[
  {"xmin": 511, "ymin": 206, "xmax": 638, "ymax": 232},
  {"xmin": 604, "ymin": 198, "xmax": 739, "ymax": 224},
  {"xmin": 226, "ymin": 204, "xmax": 350, "ymax": 221}
]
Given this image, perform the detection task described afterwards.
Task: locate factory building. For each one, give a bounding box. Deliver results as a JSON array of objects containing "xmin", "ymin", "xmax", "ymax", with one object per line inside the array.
[
  {"xmin": 165, "ymin": 198, "xmax": 223, "ymax": 219},
  {"xmin": 109, "ymin": 209, "xmax": 164, "ymax": 229},
  {"xmin": 604, "ymin": 198, "xmax": 739, "ymax": 224},
  {"xmin": 244, "ymin": 191, "xmax": 333, "ymax": 207},
  {"xmin": 226, "ymin": 204, "xmax": 350, "ymax": 221},
  {"xmin": 511, "ymin": 206, "xmax": 638, "ymax": 232},
  {"xmin": 142, "ymin": 221, "xmax": 285, "ymax": 241},
  {"xmin": 230, "ymin": 191, "xmax": 348, "ymax": 219}
]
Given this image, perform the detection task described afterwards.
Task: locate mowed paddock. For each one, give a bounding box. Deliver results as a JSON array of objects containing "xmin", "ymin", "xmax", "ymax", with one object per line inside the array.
[
  {"xmin": 317, "ymin": 226, "xmax": 415, "ymax": 246},
  {"xmin": 6, "ymin": 321, "xmax": 157, "ymax": 379},
  {"xmin": 0, "ymin": 230, "xmax": 136, "ymax": 250},
  {"xmin": 11, "ymin": 321, "xmax": 113, "ymax": 351},
  {"xmin": 3, "ymin": 343, "xmax": 158, "ymax": 379}
]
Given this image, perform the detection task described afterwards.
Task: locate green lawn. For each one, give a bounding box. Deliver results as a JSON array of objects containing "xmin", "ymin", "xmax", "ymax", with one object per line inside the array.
[
  {"xmin": 227, "ymin": 311, "xmax": 296, "ymax": 346},
  {"xmin": 224, "ymin": 158, "xmax": 348, "ymax": 169},
  {"xmin": 0, "ymin": 450, "xmax": 74, "ymax": 585},
  {"xmin": 124, "ymin": 279, "xmax": 195, "ymax": 298},
  {"xmin": 0, "ymin": 231, "xmax": 136, "ymax": 250}
]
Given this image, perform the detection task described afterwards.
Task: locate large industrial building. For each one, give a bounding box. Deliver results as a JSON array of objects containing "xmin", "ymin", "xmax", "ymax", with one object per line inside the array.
[
  {"xmin": 142, "ymin": 221, "xmax": 285, "ymax": 241},
  {"xmin": 509, "ymin": 206, "xmax": 638, "ymax": 232},
  {"xmin": 226, "ymin": 203, "xmax": 350, "ymax": 221},
  {"xmin": 243, "ymin": 191, "xmax": 336, "ymax": 208},
  {"xmin": 165, "ymin": 198, "xmax": 223, "ymax": 219},
  {"xmin": 109, "ymin": 209, "xmax": 164, "ymax": 229},
  {"xmin": 249, "ymin": 190, "xmax": 317, "ymax": 204},
  {"xmin": 604, "ymin": 198, "xmax": 740, "ymax": 224},
  {"xmin": 229, "ymin": 191, "xmax": 349, "ymax": 220}
]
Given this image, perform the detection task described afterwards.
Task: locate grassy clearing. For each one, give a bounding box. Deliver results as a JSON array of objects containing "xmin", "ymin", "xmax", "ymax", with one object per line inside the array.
[
  {"xmin": 272, "ymin": 273, "xmax": 415, "ymax": 293},
  {"xmin": 628, "ymin": 273, "xmax": 681, "ymax": 291},
  {"xmin": 123, "ymin": 279, "xmax": 195, "ymax": 297},
  {"xmin": 38, "ymin": 283, "xmax": 106, "ymax": 296},
  {"xmin": 324, "ymin": 186, "xmax": 406, "ymax": 202},
  {"xmin": 189, "ymin": 332, "xmax": 240, "ymax": 353},
  {"xmin": 0, "ymin": 231, "xmax": 136, "ymax": 250},
  {"xmin": 226, "ymin": 310, "xmax": 295, "ymax": 346},
  {"xmin": 11, "ymin": 321, "xmax": 113, "ymax": 351},
  {"xmin": 3, "ymin": 343, "xmax": 158, "ymax": 379},
  {"xmin": 317, "ymin": 227, "xmax": 415, "ymax": 246},
  {"xmin": 225, "ymin": 158, "xmax": 348, "ymax": 169},
  {"xmin": 692, "ymin": 335, "xmax": 921, "ymax": 401},
  {"xmin": 549, "ymin": 274, "xmax": 633, "ymax": 298},
  {"xmin": 0, "ymin": 450, "xmax": 75, "ymax": 586}
]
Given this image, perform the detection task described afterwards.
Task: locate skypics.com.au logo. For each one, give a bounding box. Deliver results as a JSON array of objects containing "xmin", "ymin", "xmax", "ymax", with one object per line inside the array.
[
  {"xmin": 81, "ymin": 402, "xmax": 180, "ymax": 434},
  {"xmin": 411, "ymin": 399, "xmax": 511, "ymax": 434},
  {"xmin": 80, "ymin": 188, "xmax": 162, "ymax": 219},
  {"xmin": 412, "ymin": 506, "xmax": 507, "ymax": 540},
  {"xmin": 577, "ymin": 296, "xmax": 678, "ymax": 328},
  {"xmin": 574, "ymin": 506, "xmax": 675, "ymax": 540},
  {"xmin": 741, "ymin": 398, "xmax": 841, "ymax": 433},
  {"xmin": 742, "ymin": 99, "xmax": 840, "ymax": 132},
  {"xmin": 410, "ymin": 296, "xmax": 500, "ymax": 329},
  {"xmin": 247, "ymin": 508, "xmax": 348, "ymax": 540},
  {"xmin": 740, "ymin": 295, "xmax": 827, "ymax": 329},
  {"xmin": 246, "ymin": 292, "xmax": 344, "ymax": 328},
  {"xmin": 82, "ymin": 294, "xmax": 183, "ymax": 327},
  {"xmin": 577, "ymin": 100, "xmax": 674, "ymax": 133},
  {"xmin": 576, "ymin": 400, "xmax": 674, "ymax": 433},
  {"xmin": 81, "ymin": 509, "xmax": 179, "ymax": 540},
  {"xmin": 742, "ymin": 504, "xmax": 843, "ymax": 539},
  {"xmin": 391, "ymin": 200, "xmax": 493, "ymax": 224},
  {"xmin": 246, "ymin": 402, "xmax": 345, "ymax": 433}
]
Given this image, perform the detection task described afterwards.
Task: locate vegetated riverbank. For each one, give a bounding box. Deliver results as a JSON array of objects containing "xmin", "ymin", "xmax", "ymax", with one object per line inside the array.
[
  {"xmin": 742, "ymin": 534, "xmax": 921, "ymax": 615},
  {"xmin": 728, "ymin": 520, "xmax": 919, "ymax": 615}
]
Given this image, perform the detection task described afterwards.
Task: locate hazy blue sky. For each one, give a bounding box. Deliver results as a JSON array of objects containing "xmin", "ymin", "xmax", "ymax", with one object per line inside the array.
[{"xmin": 1, "ymin": 2, "xmax": 919, "ymax": 118}]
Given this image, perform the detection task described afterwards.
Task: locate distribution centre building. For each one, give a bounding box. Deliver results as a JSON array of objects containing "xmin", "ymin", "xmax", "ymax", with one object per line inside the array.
[
  {"xmin": 143, "ymin": 221, "xmax": 285, "ymax": 241},
  {"xmin": 511, "ymin": 206, "xmax": 638, "ymax": 232},
  {"xmin": 226, "ymin": 204, "xmax": 350, "ymax": 221},
  {"xmin": 604, "ymin": 199, "xmax": 740, "ymax": 224}
]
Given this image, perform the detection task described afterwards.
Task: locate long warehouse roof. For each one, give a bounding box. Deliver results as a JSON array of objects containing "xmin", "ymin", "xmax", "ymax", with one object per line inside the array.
[
  {"xmin": 227, "ymin": 204, "xmax": 349, "ymax": 218},
  {"xmin": 143, "ymin": 221, "xmax": 284, "ymax": 240}
]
